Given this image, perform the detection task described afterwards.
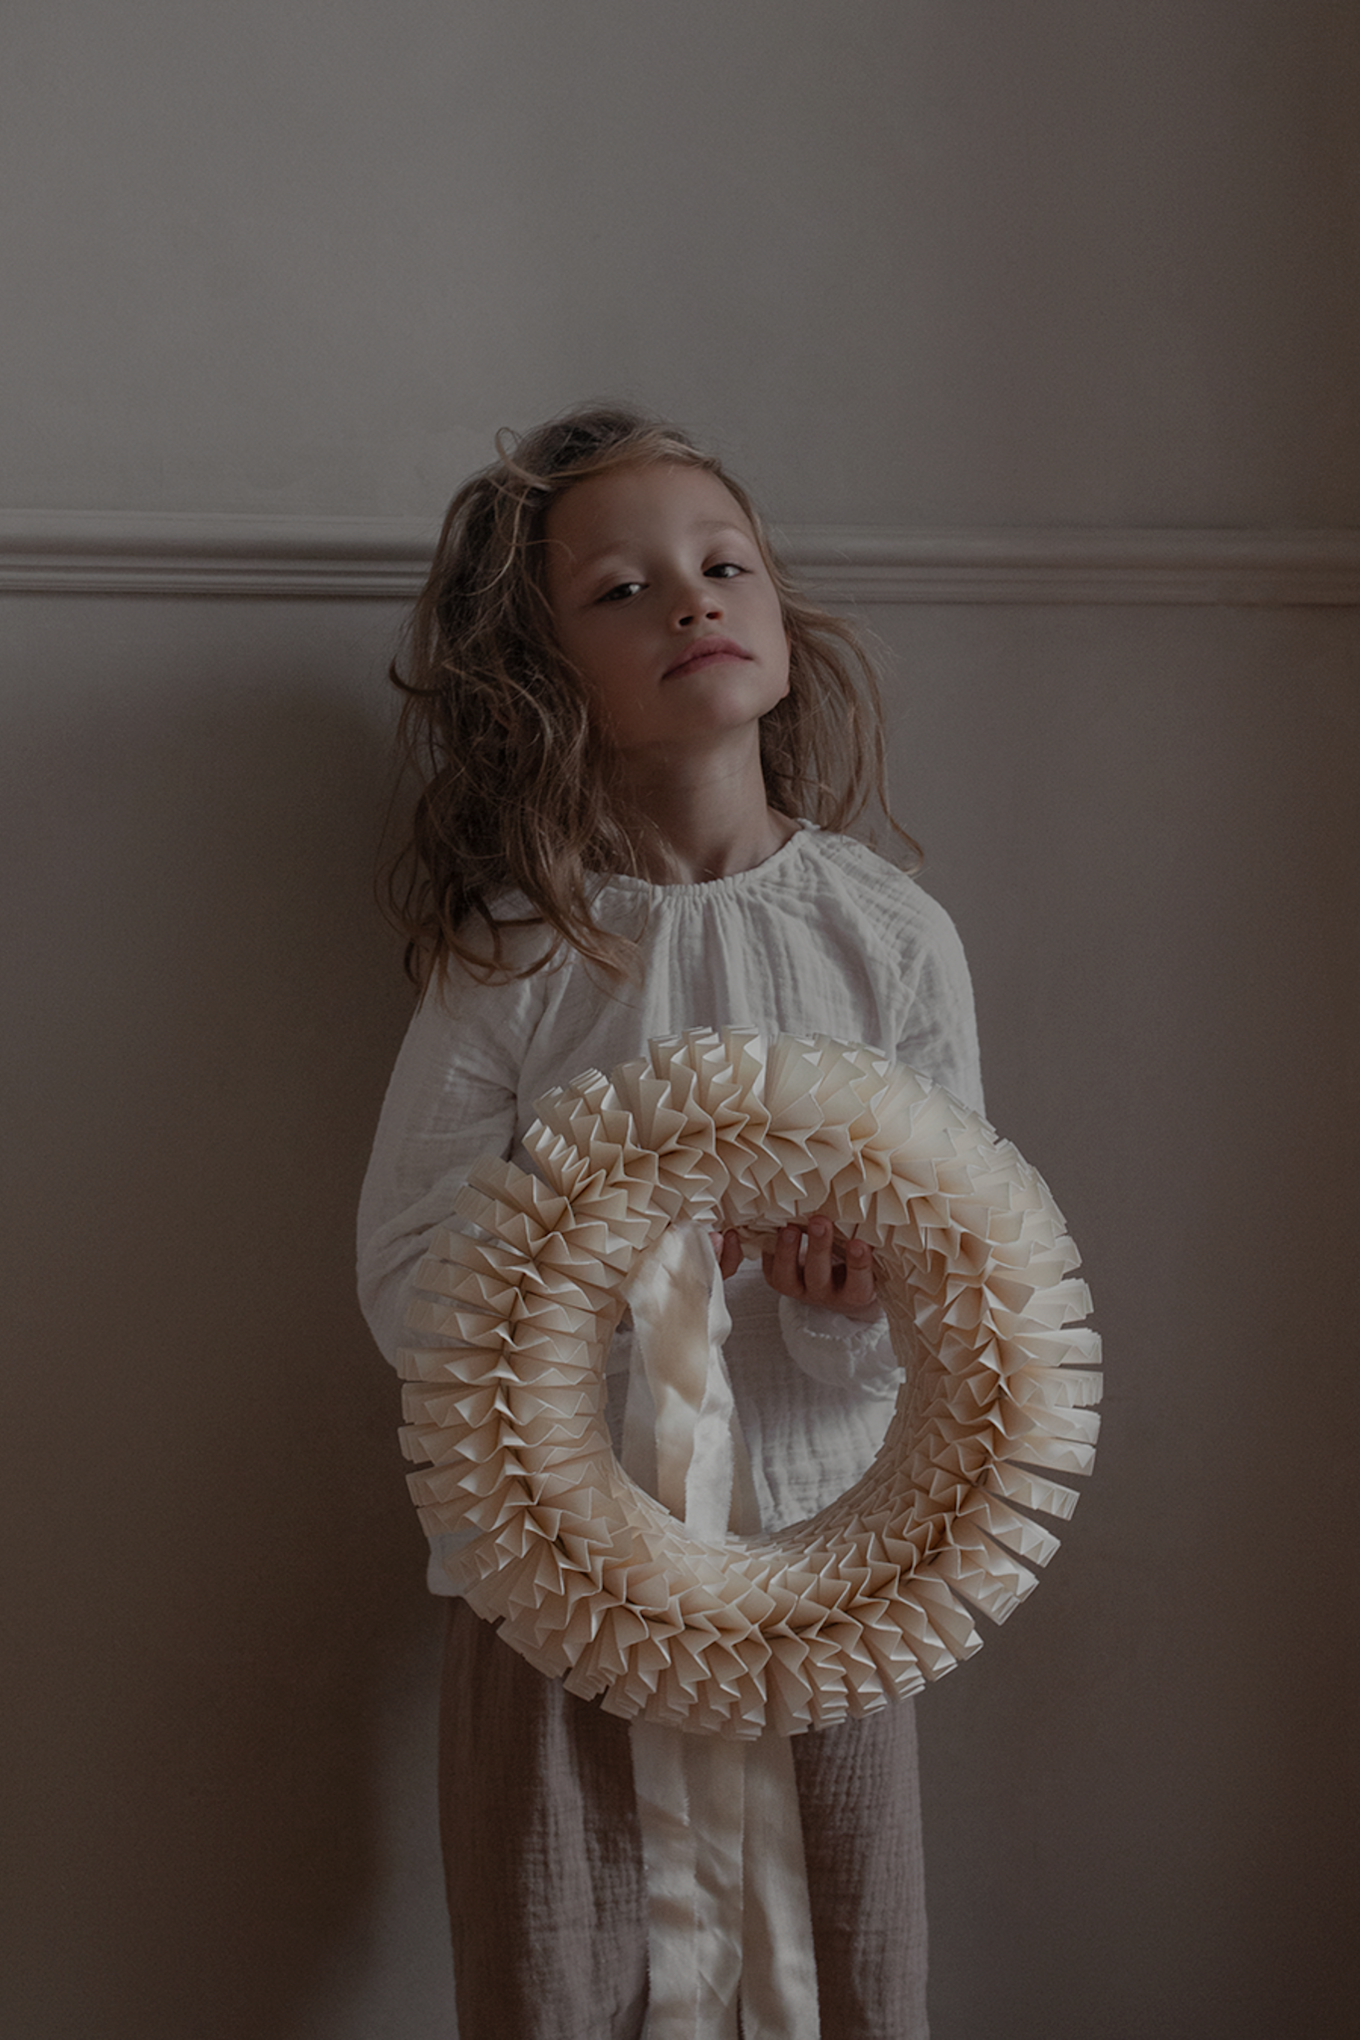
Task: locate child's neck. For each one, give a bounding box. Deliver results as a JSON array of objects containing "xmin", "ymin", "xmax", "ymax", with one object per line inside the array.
[{"xmin": 620, "ymin": 754, "xmax": 797, "ymax": 885}]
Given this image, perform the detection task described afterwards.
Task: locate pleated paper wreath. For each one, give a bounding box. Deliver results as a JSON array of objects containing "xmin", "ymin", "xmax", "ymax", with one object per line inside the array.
[{"xmin": 399, "ymin": 1029, "xmax": 1101, "ymax": 1738}]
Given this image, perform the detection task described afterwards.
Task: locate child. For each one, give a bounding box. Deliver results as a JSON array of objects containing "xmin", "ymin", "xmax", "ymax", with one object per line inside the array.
[{"xmin": 357, "ymin": 405, "xmax": 984, "ymax": 2040}]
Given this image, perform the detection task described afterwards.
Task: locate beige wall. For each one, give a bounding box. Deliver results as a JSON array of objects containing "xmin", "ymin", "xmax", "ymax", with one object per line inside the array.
[
  {"xmin": 3, "ymin": 5, "xmax": 1357, "ymax": 2038},
  {"xmin": 7, "ymin": 0, "xmax": 1359, "ymax": 527}
]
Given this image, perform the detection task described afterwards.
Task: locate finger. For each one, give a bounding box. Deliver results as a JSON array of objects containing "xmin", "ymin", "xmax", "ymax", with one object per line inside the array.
[
  {"xmin": 837, "ymin": 1236, "xmax": 877, "ymax": 1315},
  {"xmin": 762, "ymin": 1224, "xmax": 805, "ymax": 1297},
  {"xmin": 718, "ymin": 1228, "xmax": 743, "ymax": 1280},
  {"xmin": 800, "ymin": 1216, "xmax": 836, "ymax": 1304}
]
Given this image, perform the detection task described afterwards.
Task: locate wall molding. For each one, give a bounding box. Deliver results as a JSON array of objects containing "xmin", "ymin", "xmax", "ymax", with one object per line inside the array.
[{"xmin": 2, "ymin": 509, "xmax": 1359, "ymax": 604}]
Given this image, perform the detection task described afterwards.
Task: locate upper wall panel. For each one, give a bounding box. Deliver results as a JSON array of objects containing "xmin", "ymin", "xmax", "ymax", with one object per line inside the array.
[{"xmin": 4, "ymin": 0, "xmax": 1358, "ymax": 526}]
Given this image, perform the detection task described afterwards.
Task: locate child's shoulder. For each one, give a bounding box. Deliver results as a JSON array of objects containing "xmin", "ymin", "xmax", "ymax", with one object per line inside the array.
[
  {"xmin": 422, "ymin": 897, "xmax": 568, "ymax": 1008},
  {"xmin": 801, "ymin": 827, "xmax": 970, "ymax": 955},
  {"xmin": 800, "ymin": 825, "xmax": 938, "ymax": 907}
]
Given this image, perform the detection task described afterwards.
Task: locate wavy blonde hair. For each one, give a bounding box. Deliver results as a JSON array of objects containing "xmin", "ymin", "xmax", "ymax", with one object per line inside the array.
[{"xmin": 385, "ymin": 403, "xmax": 917, "ymax": 984}]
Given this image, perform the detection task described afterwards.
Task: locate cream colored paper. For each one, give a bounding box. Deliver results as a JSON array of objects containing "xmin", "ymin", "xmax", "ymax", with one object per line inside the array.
[{"xmin": 398, "ymin": 1029, "xmax": 1103, "ymax": 1735}]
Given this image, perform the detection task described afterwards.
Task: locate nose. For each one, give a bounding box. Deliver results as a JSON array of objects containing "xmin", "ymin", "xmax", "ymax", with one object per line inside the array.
[{"xmin": 671, "ymin": 576, "xmax": 723, "ymax": 631}]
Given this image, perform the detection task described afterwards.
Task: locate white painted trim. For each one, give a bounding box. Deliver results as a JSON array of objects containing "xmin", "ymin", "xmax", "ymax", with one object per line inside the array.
[
  {"xmin": 2, "ymin": 510, "xmax": 1359, "ymax": 604},
  {"xmin": 785, "ymin": 525, "xmax": 1360, "ymax": 606},
  {"xmin": 0, "ymin": 511, "xmax": 438, "ymax": 600}
]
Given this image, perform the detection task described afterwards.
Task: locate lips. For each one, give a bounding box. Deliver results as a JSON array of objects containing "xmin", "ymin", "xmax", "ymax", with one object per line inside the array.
[{"xmin": 663, "ymin": 636, "xmax": 750, "ymax": 679}]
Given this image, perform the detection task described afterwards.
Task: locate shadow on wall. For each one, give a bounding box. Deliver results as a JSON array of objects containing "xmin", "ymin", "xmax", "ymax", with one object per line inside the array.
[{"xmin": 2, "ymin": 633, "xmax": 445, "ymax": 2040}]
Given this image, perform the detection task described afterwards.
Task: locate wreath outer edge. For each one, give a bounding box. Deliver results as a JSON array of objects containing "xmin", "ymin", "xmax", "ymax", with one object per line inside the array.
[{"xmin": 397, "ymin": 1027, "xmax": 1102, "ymax": 1738}]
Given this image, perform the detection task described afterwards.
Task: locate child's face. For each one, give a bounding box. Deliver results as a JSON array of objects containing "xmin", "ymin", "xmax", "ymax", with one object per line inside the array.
[{"xmin": 544, "ymin": 462, "xmax": 790, "ymax": 762}]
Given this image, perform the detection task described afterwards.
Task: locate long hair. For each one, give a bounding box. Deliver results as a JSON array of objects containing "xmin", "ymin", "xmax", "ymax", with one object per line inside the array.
[{"xmin": 384, "ymin": 403, "xmax": 917, "ymax": 985}]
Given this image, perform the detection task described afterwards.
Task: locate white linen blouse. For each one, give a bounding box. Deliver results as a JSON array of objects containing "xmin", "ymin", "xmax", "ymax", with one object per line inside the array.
[{"xmin": 357, "ymin": 824, "xmax": 984, "ymax": 1591}]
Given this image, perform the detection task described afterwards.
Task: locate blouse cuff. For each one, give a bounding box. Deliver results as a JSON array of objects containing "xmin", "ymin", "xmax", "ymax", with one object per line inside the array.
[{"xmin": 777, "ymin": 1294, "xmax": 901, "ymax": 1399}]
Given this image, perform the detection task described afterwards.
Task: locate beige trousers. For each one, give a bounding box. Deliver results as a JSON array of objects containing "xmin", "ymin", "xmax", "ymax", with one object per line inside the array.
[{"xmin": 439, "ymin": 1598, "xmax": 929, "ymax": 2040}]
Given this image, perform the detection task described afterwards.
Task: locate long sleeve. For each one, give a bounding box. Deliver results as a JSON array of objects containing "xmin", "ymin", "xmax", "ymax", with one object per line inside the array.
[
  {"xmin": 890, "ymin": 881, "xmax": 984, "ymax": 1117},
  {"xmin": 357, "ymin": 966, "xmax": 544, "ymax": 1366},
  {"xmin": 777, "ymin": 864, "xmax": 985, "ymax": 1392}
]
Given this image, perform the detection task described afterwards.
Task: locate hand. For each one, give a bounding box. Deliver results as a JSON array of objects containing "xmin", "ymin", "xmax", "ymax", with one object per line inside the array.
[{"xmin": 713, "ymin": 1217, "xmax": 879, "ymax": 1320}]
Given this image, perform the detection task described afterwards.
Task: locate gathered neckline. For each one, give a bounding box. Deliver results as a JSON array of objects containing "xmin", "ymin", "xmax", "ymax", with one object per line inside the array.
[{"xmin": 597, "ymin": 821, "xmax": 818, "ymax": 903}]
